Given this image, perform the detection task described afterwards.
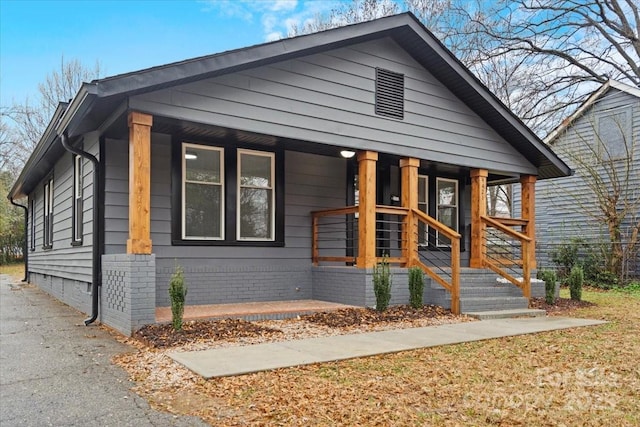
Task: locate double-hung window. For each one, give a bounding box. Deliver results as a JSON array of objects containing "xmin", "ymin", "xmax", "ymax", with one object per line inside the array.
[
  {"xmin": 43, "ymin": 177, "xmax": 54, "ymax": 249},
  {"xmin": 182, "ymin": 144, "xmax": 224, "ymax": 240},
  {"xmin": 30, "ymin": 198, "xmax": 36, "ymax": 250},
  {"xmin": 436, "ymin": 178, "xmax": 458, "ymax": 246},
  {"xmin": 72, "ymin": 154, "xmax": 84, "ymax": 244},
  {"xmin": 238, "ymin": 149, "xmax": 275, "ymax": 240},
  {"xmin": 174, "ymin": 140, "xmax": 282, "ymax": 246}
]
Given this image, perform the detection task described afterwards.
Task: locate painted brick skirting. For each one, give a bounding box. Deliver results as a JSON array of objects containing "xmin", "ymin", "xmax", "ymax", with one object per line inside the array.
[
  {"xmin": 101, "ymin": 254, "xmax": 156, "ymax": 335},
  {"xmin": 155, "ymin": 260, "xmax": 313, "ymax": 307},
  {"xmin": 312, "ymin": 266, "xmax": 411, "ymax": 308}
]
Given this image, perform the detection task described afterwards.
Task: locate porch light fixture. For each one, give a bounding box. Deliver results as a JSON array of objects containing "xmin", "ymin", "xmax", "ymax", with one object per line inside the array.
[
  {"xmin": 185, "ymin": 152, "xmax": 198, "ymax": 160},
  {"xmin": 340, "ymin": 150, "xmax": 356, "ymax": 159}
]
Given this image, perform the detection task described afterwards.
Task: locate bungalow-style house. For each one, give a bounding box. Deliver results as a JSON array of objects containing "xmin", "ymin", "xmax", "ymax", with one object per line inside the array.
[
  {"xmin": 521, "ymin": 80, "xmax": 639, "ymax": 277},
  {"xmin": 8, "ymin": 13, "xmax": 571, "ymax": 335}
]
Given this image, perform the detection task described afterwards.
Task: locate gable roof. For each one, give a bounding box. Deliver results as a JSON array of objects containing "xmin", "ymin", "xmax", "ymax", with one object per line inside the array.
[
  {"xmin": 544, "ymin": 79, "xmax": 640, "ymax": 145},
  {"xmin": 9, "ymin": 12, "xmax": 571, "ymax": 199}
]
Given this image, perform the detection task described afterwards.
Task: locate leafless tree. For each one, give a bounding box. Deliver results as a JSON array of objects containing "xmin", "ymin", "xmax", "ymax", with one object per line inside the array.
[
  {"xmin": 553, "ymin": 111, "xmax": 639, "ymax": 282},
  {"xmin": 453, "ymin": 0, "xmax": 639, "ymax": 135},
  {"xmin": 1, "ymin": 57, "xmax": 101, "ymax": 173},
  {"xmin": 288, "ymin": 0, "xmax": 401, "ymax": 36}
]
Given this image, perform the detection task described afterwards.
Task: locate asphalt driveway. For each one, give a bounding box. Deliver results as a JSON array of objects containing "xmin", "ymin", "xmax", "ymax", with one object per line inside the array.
[{"xmin": 0, "ymin": 274, "xmax": 207, "ymax": 426}]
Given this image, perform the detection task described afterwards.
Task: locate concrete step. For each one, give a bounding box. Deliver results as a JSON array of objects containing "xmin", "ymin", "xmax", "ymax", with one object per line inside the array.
[
  {"xmin": 459, "ymin": 296, "xmax": 529, "ymax": 312},
  {"xmin": 464, "ymin": 309, "xmax": 547, "ymax": 320}
]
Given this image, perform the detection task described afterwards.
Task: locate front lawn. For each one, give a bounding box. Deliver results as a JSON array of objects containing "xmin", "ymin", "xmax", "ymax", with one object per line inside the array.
[{"xmin": 115, "ymin": 288, "xmax": 640, "ymax": 426}]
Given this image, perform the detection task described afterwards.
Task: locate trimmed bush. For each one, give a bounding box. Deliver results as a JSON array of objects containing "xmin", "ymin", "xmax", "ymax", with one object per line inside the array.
[
  {"xmin": 373, "ymin": 256, "xmax": 392, "ymax": 312},
  {"xmin": 537, "ymin": 269, "xmax": 558, "ymax": 305},
  {"xmin": 169, "ymin": 264, "xmax": 188, "ymax": 331},
  {"xmin": 568, "ymin": 265, "xmax": 584, "ymax": 301},
  {"xmin": 408, "ymin": 267, "xmax": 424, "ymax": 309}
]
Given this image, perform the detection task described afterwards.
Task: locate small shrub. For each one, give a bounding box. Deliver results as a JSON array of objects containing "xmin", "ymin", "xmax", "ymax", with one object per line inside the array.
[
  {"xmin": 408, "ymin": 267, "xmax": 424, "ymax": 309},
  {"xmin": 169, "ymin": 263, "xmax": 188, "ymax": 331},
  {"xmin": 538, "ymin": 269, "xmax": 558, "ymax": 304},
  {"xmin": 567, "ymin": 265, "xmax": 584, "ymax": 301},
  {"xmin": 589, "ymin": 270, "xmax": 619, "ymax": 289},
  {"xmin": 373, "ymin": 256, "xmax": 392, "ymax": 312},
  {"xmin": 551, "ymin": 238, "xmax": 582, "ymax": 279}
]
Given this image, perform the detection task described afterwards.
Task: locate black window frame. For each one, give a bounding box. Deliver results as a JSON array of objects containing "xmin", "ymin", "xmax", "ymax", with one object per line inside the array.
[
  {"xmin": 42, "ymin": 175, "xmax": 54, "ymax": 250},
  {"xmin": 171, "ymin": 137, "xmax": 284, "ymax": 247},
  {"xmin": 408, "ymin": 170, "xmax": 465, "ymax": 252},
  {"xmin": 29, "ymin": 197, "xmax": 36, "ymax": 251},
  {"xmin": 71, "ymin": 153, "xmax": 84, "ymax": 246}
]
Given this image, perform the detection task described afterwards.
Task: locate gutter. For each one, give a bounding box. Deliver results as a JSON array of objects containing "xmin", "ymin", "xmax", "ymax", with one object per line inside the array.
[
  {"xmin": 8, "ymin": 198, "xmax": 28, "ymax": 282},
  {"xmin": 60, "ymin": 133, "xmax": 102, "ymax": 326}
]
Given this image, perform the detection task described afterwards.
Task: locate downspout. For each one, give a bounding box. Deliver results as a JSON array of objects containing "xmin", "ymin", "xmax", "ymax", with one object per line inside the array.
[
  {"xmin": 8, "ymin": 198, "xmax": 28, "ymax": 282},
  {"xmin": 60, "ymin": 132, "xmax": 101, "ymax": 326}
]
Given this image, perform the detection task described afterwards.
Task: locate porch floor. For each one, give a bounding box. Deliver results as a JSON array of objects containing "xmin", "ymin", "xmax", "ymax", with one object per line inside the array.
[{"xmin": 155, "ymin": 299, "xmax": 357, "ymax": 323}]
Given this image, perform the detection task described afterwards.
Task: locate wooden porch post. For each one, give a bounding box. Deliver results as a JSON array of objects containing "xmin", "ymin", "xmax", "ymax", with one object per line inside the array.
[
  {"xmin": 357, "ymin": 151, "xmax": 378, "ymax": 269},
  {"xmin": 470, "ymin": 169, "xmax": 488, "ymax": 268},
  {"xmin": 126, "ymin": 111, "xmax": 153, "ymax": 254},
  {"xmin": 520, "ymin": 175, "xmax": 537, "ymax": 270},
  {"xmin": 400, "ymin": 158, "xmax": 419, "ymax": 267}
]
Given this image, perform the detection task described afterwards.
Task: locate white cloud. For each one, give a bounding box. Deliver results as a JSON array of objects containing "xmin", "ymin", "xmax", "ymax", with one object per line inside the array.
[
  {"xmin": 265, "ymin": 31, "xmax": 284, "ymax": 41},
  {"xmin": 201, "ymin": 0, "xmax": 341, "ymax": 41}
]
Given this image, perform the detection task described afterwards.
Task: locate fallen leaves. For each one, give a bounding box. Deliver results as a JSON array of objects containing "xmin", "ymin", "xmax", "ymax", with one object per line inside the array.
[
  {"xmin": 113, "ymin": 294, "xmax": 640, "ymax": 426},
  {"xmin": 135, "ymin": 318, "xmax": 283, "ymax": 348}
]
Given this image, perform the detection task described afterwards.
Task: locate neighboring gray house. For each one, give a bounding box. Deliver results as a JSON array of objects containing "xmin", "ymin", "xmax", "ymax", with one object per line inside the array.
[
  {"xmin": 8, "ymin": 13, "xmax": 570, "ymax": 335},
  {"xmin": 517, "ymin": 80, "xmax": 639, "ymax": 277}
]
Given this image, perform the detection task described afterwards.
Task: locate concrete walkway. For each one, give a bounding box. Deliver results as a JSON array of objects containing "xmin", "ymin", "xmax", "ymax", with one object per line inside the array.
[{"xmin": 170, "ymin": 316, "xmax": 606, "ymax": 379}]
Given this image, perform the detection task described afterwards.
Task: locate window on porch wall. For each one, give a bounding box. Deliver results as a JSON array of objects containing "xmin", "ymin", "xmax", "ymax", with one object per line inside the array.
[
  {"xmin": 237, "ymin": 149, "xmax": 274, "ymax": 240},
  {"xmin": 182, "ymin": 144, "xmax": 224, "ymax": 239},
  {"xmin": 436, "ymin": 177, "xmax": 458, "ymax": 246}
]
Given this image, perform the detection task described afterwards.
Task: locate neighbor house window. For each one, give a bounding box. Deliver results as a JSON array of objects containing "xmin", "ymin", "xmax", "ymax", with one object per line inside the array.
[
  {"xmin": 436, "ymin": 178, "xmax": 458, "ymax": 246},
  {"xmin": 30, "ymin": 198, "xmax": 35, "ymax": 250},
  {"xmin": 72, "ymin": 154, "xmax": 83, "ymax": 244},
  {"xmin": 182, "ymin": 143, "xmax": 224, "ymax": 240},
  {"xmin": 598, "ymin": 107, "xmax": 631, "ymax": 160},
  {"xmin": 418, "ymin": 175, "xmax": 428, "ymax": 245},
  {"xmin": 237, "ymin": 149, "xmax": 275, "ymax": 240},
  {"xmin": 43, "ymin": 177, "xmax": 54, "ymax": 249}
]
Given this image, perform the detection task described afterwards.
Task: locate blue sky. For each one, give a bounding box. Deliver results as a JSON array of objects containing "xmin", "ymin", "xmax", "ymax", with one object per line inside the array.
[{"xmin": 0, "ymin": 0, "xmax": 343, "ymax": 106}]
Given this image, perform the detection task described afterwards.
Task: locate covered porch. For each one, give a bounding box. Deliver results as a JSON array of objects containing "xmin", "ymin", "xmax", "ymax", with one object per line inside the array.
[
  {"xmin": 310, "ymin": 151, "xmax": 538, "ymax": 314},
  {"xmin": 121, "ymin": 111, "xmax": 538, "ymax": 317}
]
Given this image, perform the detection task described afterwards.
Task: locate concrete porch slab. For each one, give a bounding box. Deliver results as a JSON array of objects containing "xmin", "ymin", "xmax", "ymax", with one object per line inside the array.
[
  {"xmin": 169, "ymin": 317, "xmax": 607, "ymax": 379},
  {"xmin": 156, "ymin": 299, "xmax": 357, "ymax": 323}
]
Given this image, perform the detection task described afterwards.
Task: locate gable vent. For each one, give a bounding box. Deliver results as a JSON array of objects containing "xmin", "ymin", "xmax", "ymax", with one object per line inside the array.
[{"xmin": 375, "ymin": 68, "xmax": 405, "ymax": 119}]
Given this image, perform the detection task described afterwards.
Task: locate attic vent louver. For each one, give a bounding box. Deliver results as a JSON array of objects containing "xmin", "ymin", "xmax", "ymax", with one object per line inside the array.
[{"xmin": 375, "ymin": 68, "xmax": 404, "ymax": 119}]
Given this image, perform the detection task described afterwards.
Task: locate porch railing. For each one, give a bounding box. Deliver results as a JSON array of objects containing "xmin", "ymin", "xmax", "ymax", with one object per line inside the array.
[
  {"xmin": 311, "ymin": 205, "xmax": 461, "ymax": 314},
  {"xmin": 311, "ymin": 205, "xmax": 409, "ymax": 265},
  {"xmin": 411, "ymin": 209, "xmax": 461, "ymax": 314},
  {"xmin": 481, "ymin": 215, "xmax": 531, "ymax": 299}
]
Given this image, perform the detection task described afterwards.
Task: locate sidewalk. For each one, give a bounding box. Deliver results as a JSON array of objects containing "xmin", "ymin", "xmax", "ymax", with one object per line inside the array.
[{"xmin": 170, "ymin": 316, "xmax": 606, "ymax": 379}]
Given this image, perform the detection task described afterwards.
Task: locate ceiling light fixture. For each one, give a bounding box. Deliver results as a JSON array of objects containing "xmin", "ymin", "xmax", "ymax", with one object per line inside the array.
[
  {"xmin": 340, "ymin": 150, "xmax": 356, "ymax": 159},
  {"xmin": 185, "ymin": 152, "xmax": 198, "ymax": 160}
]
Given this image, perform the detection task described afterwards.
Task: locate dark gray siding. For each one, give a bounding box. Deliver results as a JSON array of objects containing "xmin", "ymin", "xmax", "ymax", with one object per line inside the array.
[
  {"xmin": 28, "ymin": 134, "xmax": 98, "ymax": 283},
  {"xmin": 515, "ymin": 88, "xmax": 639, "ymax": 272},
  {"xmin": 103, "ymin": 133, "xmax": 348, "ymax": 305},
  {"xmin": 130, "ymin": 38, "xmax": 536, "ymax": 176}
]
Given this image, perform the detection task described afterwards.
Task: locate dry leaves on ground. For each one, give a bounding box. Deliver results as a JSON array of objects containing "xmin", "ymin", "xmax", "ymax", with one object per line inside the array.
[{"xmin": 113, "ymin": 293, "xmax": 640, "ymax": 426}]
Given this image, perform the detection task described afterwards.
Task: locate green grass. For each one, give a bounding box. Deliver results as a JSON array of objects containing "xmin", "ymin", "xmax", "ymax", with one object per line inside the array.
[{"xmin": 0, "ymin": 262, "xmax": 24, "ymax": 280}]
